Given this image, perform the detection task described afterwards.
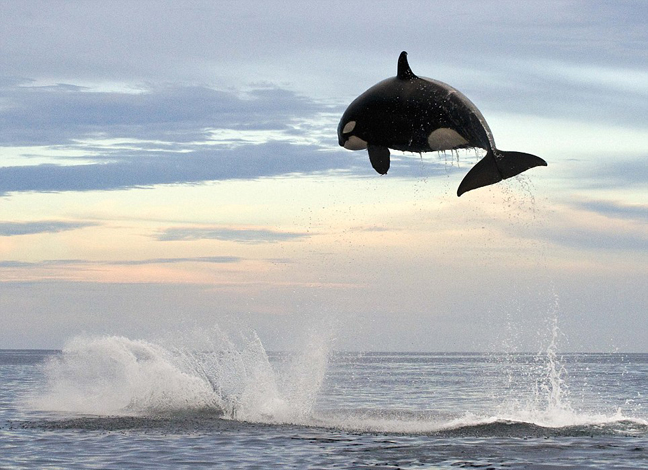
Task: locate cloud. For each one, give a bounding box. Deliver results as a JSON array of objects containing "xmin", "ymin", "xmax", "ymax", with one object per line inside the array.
[
  {"xmin": 516, "ymin": 200, "xmax": 648, "ymax": 253},
  {"xmin": 114, "ymin": 256, "xmax": 242, "ymax": 265},
  {"xmin": 543, "ymin": 225, "xmax": 648, "ymax": 252},
  {"xmin": 574, "ymin": 199, "xmax": 648, "ymax": 222},
  {"xmin": 157, "ymin": 227, "xmax": 311, "ymax": 244},
  {"xmin": 0, "ymin": 257, "xmax": 242, "ymax": 269},
  {"xmin": 0, "ymin": 142, "xmax": 367, "ymax": 195},
  {"xmin": 0, "ymin": 83, "xmax": 324, "ymax": 147},
  {"xmin": 0, "ymin": 79, "xmax": 381, "ymax": 194},
  {"xmin": 0, "ymin": 220, "xmax": 97, "ymax": 236},
  {"xmin": 472, "ymin": 63, "xmax": 648, "ymax": 131},
  {"xmin": 588, "ymin": 159, "xmax": 648, "ymax": 188}
]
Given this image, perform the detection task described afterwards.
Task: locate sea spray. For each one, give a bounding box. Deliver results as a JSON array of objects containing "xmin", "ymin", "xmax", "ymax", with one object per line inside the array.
[
  {"xmin": 30, "ymin": 325, "xmax": 331, "ymax": 424},
  {"xmin": 535, "ymin": 298, "xmax": 570, "ymax": 416},
  {"xmin": 276, "ymin": 325, "xmax": 331, "ymax": 418},
  {"xmin": 491, "ymin": 293, "xmax": 603, "ymax": 428},
  {"xmin": 30, "ymin": 335, "xmax": 221, "ymax": 415}
]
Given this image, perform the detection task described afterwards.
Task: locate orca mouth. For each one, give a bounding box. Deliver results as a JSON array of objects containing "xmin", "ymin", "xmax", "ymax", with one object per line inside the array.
[{"xmin": 343, "ymin": 135, "xmax": 368, "ymax": 150}]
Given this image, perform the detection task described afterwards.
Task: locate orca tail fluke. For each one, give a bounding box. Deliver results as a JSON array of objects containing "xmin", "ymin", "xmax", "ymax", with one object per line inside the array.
[{"xmin": 457, "ymin": 149, "xmax": 547, "ymax": 197}]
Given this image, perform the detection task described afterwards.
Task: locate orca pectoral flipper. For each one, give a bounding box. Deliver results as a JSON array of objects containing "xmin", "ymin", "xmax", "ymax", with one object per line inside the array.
[
  {"xmin": 368, "ymin": 145, "xmax": 390, "ymax": 174},
  {"xmin": 457, "ymin": 150, "xmax": 547, "ymax": 196}
]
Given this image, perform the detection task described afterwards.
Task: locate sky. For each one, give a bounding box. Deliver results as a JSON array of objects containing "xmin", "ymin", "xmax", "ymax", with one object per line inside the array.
[{"xmin": 0, "ymin": 0, "xmax": 647, "ymax": 352}]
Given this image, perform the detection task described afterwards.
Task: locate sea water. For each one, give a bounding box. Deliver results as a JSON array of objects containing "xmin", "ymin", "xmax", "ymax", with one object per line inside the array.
[{"xmin": 1, "ymin": 330, "xmax": 647, "ymax": 469}]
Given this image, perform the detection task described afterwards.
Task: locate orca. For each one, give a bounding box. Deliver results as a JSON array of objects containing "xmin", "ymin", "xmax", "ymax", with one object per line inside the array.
[{"xmin": 338, "ymin": 51, "xmax": 547, "ymax": 196}]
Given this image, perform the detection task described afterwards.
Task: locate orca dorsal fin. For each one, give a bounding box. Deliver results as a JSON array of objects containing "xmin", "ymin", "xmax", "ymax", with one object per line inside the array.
[{"xmin": 397, "ymin": 51, "xmax": 417, "ymax": 80}]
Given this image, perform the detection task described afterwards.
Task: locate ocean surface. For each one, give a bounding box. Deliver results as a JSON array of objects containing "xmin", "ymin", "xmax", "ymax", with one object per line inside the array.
[{"xmin": 1, "ymin": 333, "xmax": 647, "ymax": 469}]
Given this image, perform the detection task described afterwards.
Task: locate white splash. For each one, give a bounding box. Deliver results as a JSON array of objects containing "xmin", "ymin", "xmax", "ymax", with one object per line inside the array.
[
  {"xmin": 30, "ymin": 335, "xmax": 220, "ymax": 415},
  {"xmin": 30, "ymin": 326, "xmax": 330, "ymax": 424}
]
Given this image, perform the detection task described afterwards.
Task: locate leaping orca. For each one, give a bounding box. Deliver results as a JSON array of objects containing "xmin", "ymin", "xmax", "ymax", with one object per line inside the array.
[{"xmin": 338, "ymin": 52, "xmax": 547, "ymax": 196}]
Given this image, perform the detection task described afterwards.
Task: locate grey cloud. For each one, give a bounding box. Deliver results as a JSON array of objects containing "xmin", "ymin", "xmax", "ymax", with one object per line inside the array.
[
  {"xmin": 518, "ymin": 198, "xmax": 648, "ymax": 252},
  {"xmin": 463, "ymin": 63, "xmax": 648, "ymax": 130},
  {"xmin": 575, "ymin": 200, "xmax": 648, "ymax": 222},
  {"xmin": 157, "ymin": 227, "xmax": 310, "ymax": 243},
  {"xmin": 576, "ymin": 159, "xmax": 648, "ymax": 189},
  {"xmin": 0, "ymin": 221, "xmax": 97, "ymax": 236},
  {"xmin": 0, "ymin": 143, "xmax": 365, "ymax": 195},
  {"xmin": 0, "ymin": 257, "xmax": 242, "ymax": 268},
  {"xmin": 542, "ymin": 225, "xmax": 648, "ymax": 252},
  {"xmin": 0, "ymin": 259, "xmax": 86, "ymax": 268},
  {"xmin": 0, "ymin": 79, "xmax": 374, "ymax": 194},
  {"xmin": 114, "ymin": 256, "xmax": 242, "ymax": 265},
  {"xmin": 0, "ymin": 83, "xmax": 322, "ymax": 146},
  {"xmin": 0, "ymin": 261, "xmax": 44, "ymax": 268}
]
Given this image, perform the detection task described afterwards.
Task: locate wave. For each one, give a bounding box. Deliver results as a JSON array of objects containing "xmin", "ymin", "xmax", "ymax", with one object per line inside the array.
[
  {"xmin": 17, "ymin": 411, "xmax": 647, "ymax": 439},
  {"xmin": 304, "ymin": 409, "xmax": 648, "ymax": 437},
  {"xmin": 441, "ymin": 417, "xmax": 648, "ymax": 438}
]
